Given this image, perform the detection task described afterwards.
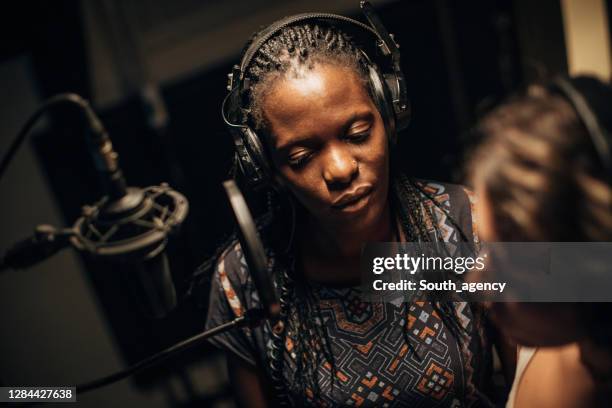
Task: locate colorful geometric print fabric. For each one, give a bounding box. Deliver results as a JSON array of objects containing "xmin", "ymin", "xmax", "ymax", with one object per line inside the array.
[{"xmin": 205, "ymin": 181, "xmax": 493, "ymax": 407}]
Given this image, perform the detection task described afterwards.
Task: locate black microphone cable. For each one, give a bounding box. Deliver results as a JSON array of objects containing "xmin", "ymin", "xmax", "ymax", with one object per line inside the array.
[{"xmin": 0, "ymin": 93, "xmax": 102, "ymax": 182}]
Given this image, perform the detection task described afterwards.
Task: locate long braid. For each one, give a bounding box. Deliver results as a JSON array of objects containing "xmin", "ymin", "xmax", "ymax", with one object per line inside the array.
[
  {"xmin": 268, "ymin": 263, "xmax": 292, "ymax": 405},
  {"xmin": 406, "ymin": 176, "xmax": 478, "ymax": 342},
  {"xmin": 393, "ymin": 172, "xmax": 471, "ymax": 347},
  {"xmin": 399, "ymin": 178, "xmax": 486, "ymax": 403}
]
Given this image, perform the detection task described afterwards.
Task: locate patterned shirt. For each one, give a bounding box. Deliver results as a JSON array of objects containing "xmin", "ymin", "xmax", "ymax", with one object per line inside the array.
[{"xmin": 205, "ymin": 181, "xmax": 493, "ymax": 407}]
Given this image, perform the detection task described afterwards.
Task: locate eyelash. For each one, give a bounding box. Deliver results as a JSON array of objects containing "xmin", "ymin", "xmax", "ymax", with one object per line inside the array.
[
  {"xmin": 287, "ymin": 131, "xmax": 371, "ymax": 169},
  {"xmin": 288, "ymin": 152, "xmax": 312, "ymax": 168},
  {"xmin": 346, "ymin": 131, "xmax": 370, "ymax": 143}
]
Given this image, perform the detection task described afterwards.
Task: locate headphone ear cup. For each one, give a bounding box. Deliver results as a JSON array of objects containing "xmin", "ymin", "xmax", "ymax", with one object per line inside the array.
[
  {"xmin": 231, "ymin": 126, "xmax": 270, "ymax": 187},
  {"xmin": 243, "ymin": 127, "xmax": 270, "ymax": 186},
  {"xmin": 384, "ymin": 74, "xmax": 411, "ymax": 132},
  {"xmin": 366, "ymin": 63, "xmax": 397, "ymax": 145}
]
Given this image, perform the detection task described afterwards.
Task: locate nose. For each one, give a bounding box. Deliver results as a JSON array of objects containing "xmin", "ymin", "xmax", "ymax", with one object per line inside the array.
[{"xmin": 322, "ymin": 145, "xmax": 358, "ymax": 187}]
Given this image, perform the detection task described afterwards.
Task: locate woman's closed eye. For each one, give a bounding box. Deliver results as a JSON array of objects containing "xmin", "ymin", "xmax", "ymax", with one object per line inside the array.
[
  {"xmin": 345, "ymin": 130, "xmax": 370, "ymax": 143},
  {"xmin": 288, "ymin": 149, "xmax": 313, "ymax": 168},
  {"xmin": 345, "ymin": 121, "xmax": 372, "ymax": 144}
]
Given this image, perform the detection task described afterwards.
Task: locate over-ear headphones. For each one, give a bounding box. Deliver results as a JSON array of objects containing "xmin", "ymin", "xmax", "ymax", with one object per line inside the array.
[
  {"xmin": 221, "ymin": 1, "xmax": 410, "ymax": 187},
  {"xmin": 548, "ymin": 76, "xmax": 612, "ymax": 182}
]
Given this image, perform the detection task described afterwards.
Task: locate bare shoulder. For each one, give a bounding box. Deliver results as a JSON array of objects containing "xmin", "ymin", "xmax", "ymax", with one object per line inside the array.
[{"xmin": 516, "ymin": 344, "xmax": 608, "ymax": 408}]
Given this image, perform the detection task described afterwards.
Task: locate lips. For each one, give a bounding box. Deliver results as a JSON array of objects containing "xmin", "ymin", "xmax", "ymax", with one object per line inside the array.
[{"xmin": 331, "ymin": 185, "xmax": 373, "ymax": 209}]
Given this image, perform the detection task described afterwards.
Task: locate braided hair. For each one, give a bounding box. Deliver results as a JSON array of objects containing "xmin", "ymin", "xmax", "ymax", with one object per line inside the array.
[
  {"xmin": 237, "ymin": 22, "xmax": 477, "ymax": 406},
  {"xmin": 244, "ymin": 23, "xmax": 371, "ymax": 135}
]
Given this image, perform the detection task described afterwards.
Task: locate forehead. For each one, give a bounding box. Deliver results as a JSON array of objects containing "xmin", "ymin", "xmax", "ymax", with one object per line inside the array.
[{"xmin": 262, "ymin": 65, "xmax": 373, "ymax": 146}]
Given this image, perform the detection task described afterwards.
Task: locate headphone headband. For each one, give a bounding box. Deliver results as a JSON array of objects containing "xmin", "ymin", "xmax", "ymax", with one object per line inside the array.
[
  {"xmin": 239, "ymin": 13, "xmax": 382, "ymax": 79},
  {"xmin": 550, "ymin": 76, "xmax": 612, "ymax": 178},
  {"xmin": 226, "ymin": 1, "xmax": 403, "ymax": 95}
]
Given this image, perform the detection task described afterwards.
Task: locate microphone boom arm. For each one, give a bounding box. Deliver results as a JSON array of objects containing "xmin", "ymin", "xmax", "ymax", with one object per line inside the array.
[
  {"xmin": 0, "ymin": 225, "xmax": 75, "ymax": 272},
  {"xmin": 76, "ymin": 308, "xmax": 265, "ymax": 393}
]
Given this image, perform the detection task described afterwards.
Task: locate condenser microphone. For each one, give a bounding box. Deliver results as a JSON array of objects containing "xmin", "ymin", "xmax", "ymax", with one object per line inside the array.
[
  {"xmin": 77, "ymin": 96, "xmax": 189, "ymax": 318},
  {"xmin": 223, "ymin": 180, "xmax": 280, "ymax": 319},
  {"xmin": 70, "ymin": 184, "xmax": 188, "ymax": 318},
  {"xmin": 0, "ymin": 93, "xmax": 189, "ymax": 318}
]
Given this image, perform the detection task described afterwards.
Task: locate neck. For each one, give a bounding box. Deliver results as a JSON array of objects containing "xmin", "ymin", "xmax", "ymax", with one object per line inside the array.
[
  {"xmin": 313, "ymin": 204, "xmax": 393, "ymax": 255},
  {"xmin": 297, "ymin": 202, "xmax": 394, "ymax": 285}
]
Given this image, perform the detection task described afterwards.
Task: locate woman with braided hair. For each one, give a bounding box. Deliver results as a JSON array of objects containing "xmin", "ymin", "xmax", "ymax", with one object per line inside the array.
[{"xmin": 204, "ymin": 18, "xmax": 503, "ymax": 407}]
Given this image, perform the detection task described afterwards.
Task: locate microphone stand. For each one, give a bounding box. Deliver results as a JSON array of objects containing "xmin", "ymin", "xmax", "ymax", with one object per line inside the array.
[
  {"xmin": 0, "ymin": 225, "xmax": 75, "ymax": 273},
  {"xmin": 76, "ymin": 308, "xmax": 266, "ymax": 393}
]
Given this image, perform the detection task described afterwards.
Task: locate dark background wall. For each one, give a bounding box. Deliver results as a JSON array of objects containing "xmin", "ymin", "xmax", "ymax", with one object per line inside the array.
[{"xmin": 0, "ymin": 0, "xmax": 606, "ymax": 406}]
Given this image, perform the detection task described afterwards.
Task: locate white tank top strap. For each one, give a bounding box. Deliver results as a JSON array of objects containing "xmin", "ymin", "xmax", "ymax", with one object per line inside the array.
[{"xmin": 506, "ymin": 346, "xmax": 537, "ymax": 408}]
